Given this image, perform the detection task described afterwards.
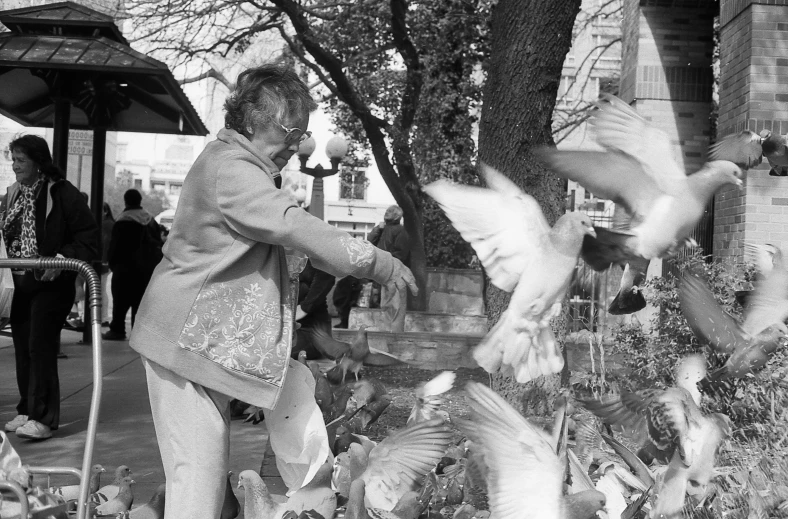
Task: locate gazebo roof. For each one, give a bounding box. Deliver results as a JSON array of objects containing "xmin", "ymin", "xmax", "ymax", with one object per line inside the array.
[
  {"xmin": 0, "ymin": 3, "xmax": 208, "ymax": 135},
  {"xmin": 0, "ymin": 1, "xmax": 128, "ymax": 45}
]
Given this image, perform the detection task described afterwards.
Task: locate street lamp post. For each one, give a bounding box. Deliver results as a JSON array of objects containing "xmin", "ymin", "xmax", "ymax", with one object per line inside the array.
[{"xmin": 297, "ymin": 135, "xmax": 349, "ymax": 220}]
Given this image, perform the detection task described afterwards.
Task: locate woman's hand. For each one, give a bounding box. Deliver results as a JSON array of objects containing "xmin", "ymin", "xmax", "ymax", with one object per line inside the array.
[
  {"xmin": 40, "ymin": 253, "xmax": 65, "ymax": 281},
  {"xmin": 40, "ymin": 268, "xmax": 62, "ymax": 281},
  {"xmin": 387, "ymin": 259, "xmax": 418, "ymax": 296}
]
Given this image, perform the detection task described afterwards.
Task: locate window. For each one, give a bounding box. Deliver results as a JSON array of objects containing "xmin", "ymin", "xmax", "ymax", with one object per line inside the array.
[
  {"xmin": 339, "ymin": 170, "xmax": 368, "ymax": 200},
  {"xmin": 151, "ymin": 181, "xmax": 165, "ymax": 191},
  {"xmin": 168, "ymin": 182, "xmax": 182, "ymax": 196},
  {"xmin": 133, "ymin": 179, "xmax": 142, "ymax": 190},
  {"xmin": 593, "ymin": 34, "xmax": 621, "ymax": 61},
  {"xmin": 559, "ymin": 76, "xmax": 578, "ymax": 104}
]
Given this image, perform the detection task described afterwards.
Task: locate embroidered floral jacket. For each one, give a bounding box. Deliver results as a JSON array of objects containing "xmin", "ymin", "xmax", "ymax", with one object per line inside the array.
[{"xmin": 129, "ymin": 129, "xmax": 397, "ymax": 409}]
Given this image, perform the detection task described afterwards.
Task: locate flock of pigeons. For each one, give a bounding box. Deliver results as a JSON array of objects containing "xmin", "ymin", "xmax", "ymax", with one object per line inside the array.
[{"xmin": 3, "ymin": 93, "xmax": 788, "ymax": 519}]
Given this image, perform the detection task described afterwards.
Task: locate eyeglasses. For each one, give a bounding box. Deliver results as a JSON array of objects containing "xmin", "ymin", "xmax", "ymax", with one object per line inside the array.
[{"xmin": 276, "ymin": 122, "xmax": 312, "ymax": 146}]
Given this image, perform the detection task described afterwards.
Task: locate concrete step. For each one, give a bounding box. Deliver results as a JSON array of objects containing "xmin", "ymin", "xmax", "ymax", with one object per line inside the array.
[
  {"xmin": 332, "ymin": 330, "xmax": 631, "ymax": 375},
  {"xmin": 333, "ymin": 328, "xmax": 482, "ymax": 370},
  {"xmin": 348, "ymin": 308, "xmax": 487, "ymax": 334}
]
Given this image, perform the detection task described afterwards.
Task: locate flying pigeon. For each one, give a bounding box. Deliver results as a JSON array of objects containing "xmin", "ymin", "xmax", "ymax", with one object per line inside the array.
[
  {"xmin": 325, "ymin": 327, "xmax": 405, "ymax": 384},
  {"xmin": 128, "ymin": 483, "xmax": 165, "ymax": 519},
  {"xmin": 359, "ymin": 418, "xmax": 452, "ymax": 511},
  {"xmin": 453, "ymin": 382, "xmax": 607, "ymax": 519},
  {"xmin": 738, "ymin": 242, "xmax": 785, "ymax": 308},
  {"xmin": 332, "ymin": 442, "xmax": 369, "ymax": 498},
  {"xmin": 708, "ymin": 129, "xmax": 788, "ymax": 176},
  {"xmin": 606, "ymin": 205, "xmax": 650, "ymax": 315},
  {"xmin": 579, "ymin": 355, "xmax": 731, "ymax": 515},
  {"xmin": 537, "ymin": 93, "xmax": 743, "ymax": 266},
  {"xmin": 95, "ymin": 476, "xmax": 134, "ymax": 515},
  {"xmin": 48, "ymin": 463, "xmax": 105, "ymax": 502},
  {"xmin": 679, "ymin": 270, "xmax": 787, "ymax": 390},
  {"xmin": 423, "ymin": 164, "xmax": 597, "ymax": 383},
  {"xmin": 407, "ymin": 371, "xmax": 456, "ymax": 425},
  {"xmin": 284, "ymin": 463, "xmax": 337, "ymax": 519}
]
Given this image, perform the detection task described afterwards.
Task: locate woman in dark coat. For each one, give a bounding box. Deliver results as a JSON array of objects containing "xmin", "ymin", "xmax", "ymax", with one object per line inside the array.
[{"xmin": 1, "ymin": 135, "xmax": 98, "ymax": 440}]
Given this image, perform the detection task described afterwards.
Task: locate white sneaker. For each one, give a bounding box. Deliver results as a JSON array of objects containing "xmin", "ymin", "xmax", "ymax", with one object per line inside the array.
[
  {"xmin": 15, "ymin": 420, "xmax": 52, "ymax": 440},
  {"xmin": 4, "ymin": 414, "xmax": 27, "ymax": 432}
]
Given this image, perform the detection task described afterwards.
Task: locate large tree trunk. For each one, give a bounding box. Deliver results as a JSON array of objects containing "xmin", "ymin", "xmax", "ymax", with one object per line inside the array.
[{"xmin": 477, "ymin": 0, "xmax": 581, "ymax": 411}]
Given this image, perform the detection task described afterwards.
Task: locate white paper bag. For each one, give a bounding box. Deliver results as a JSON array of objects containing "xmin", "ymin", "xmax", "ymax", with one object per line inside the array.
[{"xmin": 264, "ymin": 358, "xmax": 332, "ymax": 495}]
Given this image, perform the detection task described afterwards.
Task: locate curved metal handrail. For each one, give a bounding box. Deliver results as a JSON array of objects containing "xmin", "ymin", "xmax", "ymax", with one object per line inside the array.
[{"xmin": 0, "ymin": 258, "xmax": 101, "ymax": 519}]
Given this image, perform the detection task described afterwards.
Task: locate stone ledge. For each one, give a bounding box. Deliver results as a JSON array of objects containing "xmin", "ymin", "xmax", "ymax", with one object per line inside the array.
[{"xmin": 348, "ymin": 308, "xmax": 487, "ymax": 333}]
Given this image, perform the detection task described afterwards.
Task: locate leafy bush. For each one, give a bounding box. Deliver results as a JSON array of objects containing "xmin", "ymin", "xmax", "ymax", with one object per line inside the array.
[{"xmin": 607, "ymin": 250, "xmax": 788, "ymax": 437}]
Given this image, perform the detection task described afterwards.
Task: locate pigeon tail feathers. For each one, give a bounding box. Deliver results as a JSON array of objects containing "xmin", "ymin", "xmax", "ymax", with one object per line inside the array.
[{"xmin": 608, "ymin": 286, "xmax": 647, "ymax": 315}]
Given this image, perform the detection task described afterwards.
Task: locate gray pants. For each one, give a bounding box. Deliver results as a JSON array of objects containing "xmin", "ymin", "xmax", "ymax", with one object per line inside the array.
[{"xmin": 143, "ymin": 355, "xmax": 330, "ymax": 518}]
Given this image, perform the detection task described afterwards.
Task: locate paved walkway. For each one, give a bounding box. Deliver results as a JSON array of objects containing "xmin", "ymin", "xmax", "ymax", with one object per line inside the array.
[{"xmin": 0, "ymin": 326, "xmax": 285, "ymax": 515}]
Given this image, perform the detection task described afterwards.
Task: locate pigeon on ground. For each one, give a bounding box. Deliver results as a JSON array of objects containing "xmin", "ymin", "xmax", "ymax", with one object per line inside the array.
[
  {"xmin": 239, "ymin": 465, "xmax": 337, "ymax": 519},
  {"xmin": 709, "ymin": 129, "xmax": 788, "ymax": 176},
  {"xmin": 333, "ymin": 442, "xmax": 369, "ymax": 498},
  {"xmin": 423, "ymin": 164, "xmax": 597, "ymax": 383},
  {"xmin": 679, "ymin": 271, "xmax": 787, "ymax": 390},
  {"xmin": 453, "ymin": 382, "xmax": 606, "ymax": 519},
  {"xmin": 579, "ymin": 355, "xmax": 731, "ymax": 516},
  {"xmin": 128, "ymin": 483, "xmax": 165, "ymax": 519},
  {"xmin": 537, "ymin": 93, "xmax": 743, "ymax": 266},
  {"xmin": 95, "ymin": 476, "xmax": 134, "ymax": 515},
  {"xmin": 285, "ymin": 463, "xmax": 337, "ymax": 519},
  {"xmin": 221, "ymin": 471, "xmax": 241, "ymax": 519},
  {"xmin": 407, "ymin": 371, "xmax": 456, "ymax": 426},
  {"xmin": 309, "ymin": 363, "xmax": 335, "ymax": 414},
  {"xmin": 92, "ymin": 465, "xmax": 131, "ymax": 504},
  {"xmin": 48, "ymin": 463, "xmax": 105, "ymax": 502},
  {"xmin": 346, "ymin": 479, "xmax": 426, "ymax": 519},
  {"xmin": 359, "ymin": 418, "xmax": 452, "ymax": 511}
]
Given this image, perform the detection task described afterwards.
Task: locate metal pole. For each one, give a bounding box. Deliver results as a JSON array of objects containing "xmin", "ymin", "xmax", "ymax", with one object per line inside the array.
[
  {"xmin": 83, "ymin": 128, "xmax": 106, "ymax": 344},
  {"xmin": 52, "ymin": 100, "xmax": 71, "ymax": 175}
]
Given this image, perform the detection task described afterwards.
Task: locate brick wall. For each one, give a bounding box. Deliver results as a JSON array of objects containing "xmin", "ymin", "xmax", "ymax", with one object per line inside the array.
[{"xmin": 717, "ymin": 1, "xmax": 788, "ymax": 258}]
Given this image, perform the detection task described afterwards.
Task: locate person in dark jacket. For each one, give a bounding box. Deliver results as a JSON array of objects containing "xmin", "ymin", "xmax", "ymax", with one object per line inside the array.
[
  {"xmin": 374, "ymin": 205, "xmax": 411, "ymax": 332},
  {"xmin": 1, "ymin": 134, "xmax": 99, "ymax": 440},
  {"xmin": 102, "ymin": 189, "xmax": 163, "ymax": 341},
  {"xmin": 291, "ymin": 259, "xmax": 336, "ymax": 360}
]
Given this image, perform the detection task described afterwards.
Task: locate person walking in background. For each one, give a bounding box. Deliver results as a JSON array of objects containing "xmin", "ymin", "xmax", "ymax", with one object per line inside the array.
[
  {"xmin": 102, "ymin": 189, "xmax": 163, "ymax": 341},
  {"xmin": 128, "ymin": 64, "xmax": 417, "ymax": 518},
  {"xmin": 292, "ymin": 259, "xmax": 336, "ymax": 360},
  {"xmin": 1, "ymin": 134, "xmax": 98, "ymax": 440},
  {"xmin": 372, "ymin": 205, "xmax": 411, "ymax": 332},
  {"xmin": 100, "ymin": 202, "xmax": 115, "ymax": 326}
]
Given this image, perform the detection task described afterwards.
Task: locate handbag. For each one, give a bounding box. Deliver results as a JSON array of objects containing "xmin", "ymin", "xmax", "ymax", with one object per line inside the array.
[{"xmin": 0, "ymin": 235, "xmax": 15, "ymax": 318}]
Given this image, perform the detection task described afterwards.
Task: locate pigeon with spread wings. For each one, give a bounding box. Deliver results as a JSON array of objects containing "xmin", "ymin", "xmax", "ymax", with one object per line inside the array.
[
  {"xmin": 537, "ymin": 93, "xmax": 743, "ymax": 268},
  {"xmin": 454, "ymin": 382, "xmax": 607, "ymax": 519},
  {"xmin": 679, "ymin": 269, "xmax": 787, "ymax": 390},
  {"xmin": 709, "ymin": 129, "xmax": 788, "ymax": 176},
  {"xmin": 580, "ymin": 355, "xmax": 731, "ymax": 518},
  {"xmin": 423, "ymin": 164, "xmax": 596, "ymax": 383}
]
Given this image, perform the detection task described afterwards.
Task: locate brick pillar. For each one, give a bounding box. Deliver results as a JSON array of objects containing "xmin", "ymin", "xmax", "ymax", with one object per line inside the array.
[
  {"xmin": 620, "ymin": 0, "xmax": 716, "ymax": 275},
  {"xmin": 717, "ymin": 0, "xmax": 788, "ymax": 261}
]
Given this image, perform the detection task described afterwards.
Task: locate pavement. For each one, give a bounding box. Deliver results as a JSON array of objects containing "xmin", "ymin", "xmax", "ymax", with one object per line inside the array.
[{"xmin": 0, "ymin": 324, "xmax": 286, "ymax": 515}]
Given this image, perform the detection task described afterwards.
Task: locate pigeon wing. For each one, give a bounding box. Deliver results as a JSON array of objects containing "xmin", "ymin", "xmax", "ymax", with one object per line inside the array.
[
  {"xmin": 455, "ymin": 382, "xmax": 563, "ymax": 519},
  {"xmin": 535, "ymin": 148, "xmax": 662, "ymax": 221},
  {"xmin": 579, "ymin": 391, "xmax": 656, "ymax": 445},
  {"xmin": 592, "ymin": 93, "xmax": 687, "ymax": 191},
  {"xmin": 361, "ymin": 418, "xmax": 452, "ymax": 509},
  {"xmin": 742, "ymin": 253, "xmax": 788, "ymax": 337},
  {"xmin": 678, "ymin": 273, "xmax": 748, "ymax": 355},
  {"xmin": 708, "ymin": 130, "xmax": 764, "ymax": 169},
  {"xmin": 423, "ymin": 173, "xmax": 549, "ymax": 293}
]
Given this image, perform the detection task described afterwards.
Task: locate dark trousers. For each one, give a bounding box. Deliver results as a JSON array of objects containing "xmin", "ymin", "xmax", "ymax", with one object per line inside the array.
[
  {"xmin": 11, "ymin": 271, "xmax": 75, "ymax": 429},
  {"xmin": 109, "ymin": 271, "xmax": 151, "ymax": 335}
]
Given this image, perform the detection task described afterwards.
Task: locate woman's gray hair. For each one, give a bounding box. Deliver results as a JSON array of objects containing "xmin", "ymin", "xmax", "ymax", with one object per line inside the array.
[{"xmin": 224, "ymin": 63, "xmax": 318, "ymax": 136}]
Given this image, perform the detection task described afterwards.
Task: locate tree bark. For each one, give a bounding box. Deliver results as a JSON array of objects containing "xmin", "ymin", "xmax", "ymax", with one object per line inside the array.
[{"xmin": 477, "ymin": 0, "xmax": 581, "ymax": 411}]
